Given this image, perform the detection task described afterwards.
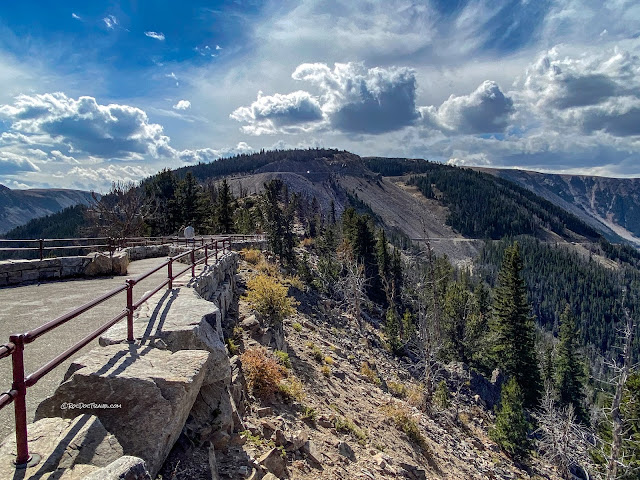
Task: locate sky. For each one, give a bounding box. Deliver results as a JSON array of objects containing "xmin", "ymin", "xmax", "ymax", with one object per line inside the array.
[{"xmin": 0, "ymin": 0, "xmax": 639, "ymax": 191}]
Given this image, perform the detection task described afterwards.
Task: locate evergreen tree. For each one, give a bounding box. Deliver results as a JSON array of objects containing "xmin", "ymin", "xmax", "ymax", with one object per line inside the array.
[
  {"xmin": 216, "ymin": 179, "xmax": 235, "ymax": 233},
  {"xmin": 491, "ymin": 242, "xmax": 542, "ymax": 408},
  {"xmin": 490, "ymin": 377, "xmax": 531, "ymax": 459},
  {"xmin": 555, "ymin": 304, "xmax": 587, "ymax": 423}
]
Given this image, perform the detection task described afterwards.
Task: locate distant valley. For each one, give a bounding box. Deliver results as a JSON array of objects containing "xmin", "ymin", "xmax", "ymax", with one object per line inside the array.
[
  {"xmin": 0, "ymin": 184, "xmax": 94, "ymax": 235},
  {"xmin": 476, "ymin": 168, "xmax": 640, "ymax": 246}
]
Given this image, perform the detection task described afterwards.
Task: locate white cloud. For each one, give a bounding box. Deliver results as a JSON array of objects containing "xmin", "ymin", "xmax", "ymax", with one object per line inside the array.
[
  {"xmin": 293, "ymin": 62, "xmax": 419, "ymax": 134},
  {"xmin": 230, "ymin": 90, "xmax": 324, "ymax": 135},
  {"xmin": 419, "ymin": 80, "xmax": 514, "ymax": 134},
  {"xmin": 177, "ymin": 142, "xmax": 254, "ymax": 164},
  {"xmin": 71, "ymin": 13, "xmax": 81, "ymax": 21},
  {"xmin": 68, "ymin": 164, "xmax": 153, "ymax": 191},
  {"xmin": 144, "ymin": 31, "xmax": 165, "ymax": 41},
  {"xmin": 103, "ymin": 15, "xmax": 118, "ymax": 30},
  {"xmin": 519, "ymin": 45, "xmax": 640, "ymax": 136},
  {"xmin": 173, "ymin": 100, "xmax": 191, "ymax": 110},
  {"xmin": 0, "ymin": 151, "xmax": 40, "ymax": 175},
  {"xmin": 0, "ymin": 92, "xmax": 173, "ymax": 159}
]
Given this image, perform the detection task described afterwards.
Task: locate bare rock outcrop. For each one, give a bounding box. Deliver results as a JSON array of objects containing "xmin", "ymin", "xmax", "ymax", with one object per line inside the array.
[{"xmin": 34, "ymin": 344, "xmax": 210, "ymax": 477}]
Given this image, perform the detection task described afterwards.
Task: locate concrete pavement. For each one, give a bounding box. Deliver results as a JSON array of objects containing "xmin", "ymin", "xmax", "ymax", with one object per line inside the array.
[{"xmin": 0, "ymin": 257, "xmax": 199, "ymax": 441}]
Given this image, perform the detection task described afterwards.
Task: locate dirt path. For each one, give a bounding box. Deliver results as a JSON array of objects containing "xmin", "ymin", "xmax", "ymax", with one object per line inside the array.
[{"xmin": 0, "ymin": 257, "xmax": 197, "ymax": 441}]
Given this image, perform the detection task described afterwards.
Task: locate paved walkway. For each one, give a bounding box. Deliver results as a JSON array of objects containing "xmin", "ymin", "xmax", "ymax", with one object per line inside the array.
[{"xmin": 0, "ymin": 257, "xmax": 200, "ymax": 441}]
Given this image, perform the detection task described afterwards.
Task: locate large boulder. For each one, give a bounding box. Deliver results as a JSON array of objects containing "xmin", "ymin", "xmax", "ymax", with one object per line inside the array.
[
  {"xmin": 111, "ymin": 251, "xmax": 129, "ymax": 276},
  {"xmin": 84, "ymin": 253, "xmax": 114, "ymax": 276},
  {"xmin": 35, "ymin": 344, "xmax": 210, "ymax": 477},
  {"xmin": 100, "ymin": 287, "xmax": 229, "ymax": 385},
  {"xmin": 0, "ymin": 415, "xmax": 123, "ymax": 480}
]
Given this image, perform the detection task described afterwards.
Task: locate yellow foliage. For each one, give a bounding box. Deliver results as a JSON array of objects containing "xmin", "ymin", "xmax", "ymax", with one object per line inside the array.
[
  {"xmin": 244, "ymin": 274, "xmax": 298, "ymax": 326},
  {"xmin": 241, "ymin": 248, "xmax": 263, "ymax": 265}
]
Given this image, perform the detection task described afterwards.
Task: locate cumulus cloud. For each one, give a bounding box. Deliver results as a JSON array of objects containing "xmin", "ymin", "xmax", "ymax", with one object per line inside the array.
[
  {"xmin": 173, "ymin": 100, "xmax": 191, "ymax": 110},
  {"xmin": 144, "ymin": 31, "xmax": 165, "ymax": 41},
  {"xmin": 293, "ymin": 62, "xmax": 419, "ymax": 134},
  {"xmin": 0, "ymin": 92, "xmax": 173, "ymax": 159},
  {"xmin": 520, "ymin": 46, "xmax": 640, "ymax": 136},
  {"xmin": 103, "ymin": 15, "xmax": 117, "ymax": 29},
  {"xmin": 0, "ymin": 151, "xmax": 40, "ymax": 175},
  {"xmin": 419, "ymin": 80, "xmax": 514, "ymax": 134},
  {"xmin": 232, "ymin": 62, "xmax": 419, "ymax": 135},
  {"xmin": 230, "ymin": 90, "xmax": 323, "ymax": 135},
  {"xmin": 68, "ymin": 164, "xmax": 153, "ymax": 191},
  {"xmin": 177, "ymin": 142, "xmax": 254, "ymax": 164}
]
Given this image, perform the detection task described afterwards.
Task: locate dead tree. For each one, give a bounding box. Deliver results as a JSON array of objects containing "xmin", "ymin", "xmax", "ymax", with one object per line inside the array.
[
  {"xmin": 535, "ymin": 387, "xmax": 598, "ymax": 479},
  {"xmin": 604, "ymin": 301, "xmax": 637, "ymax": 480},
  {"xmin": 86, "ymin": 181, "xmax": 151, "ymax": 238},
  {"xmin": 336, "ymin": 253, "xmax": 369, "ymax": 331}
]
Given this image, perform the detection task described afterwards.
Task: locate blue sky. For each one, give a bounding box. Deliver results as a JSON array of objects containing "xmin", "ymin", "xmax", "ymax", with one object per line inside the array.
[{"xmin": 0, "ymin": 0, "xmax": 639, "ymax": 190}]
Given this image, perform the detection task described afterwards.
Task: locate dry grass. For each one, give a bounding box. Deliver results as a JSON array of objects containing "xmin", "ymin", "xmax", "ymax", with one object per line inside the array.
[
  {"xmin": 382, "ymin": 403, "xmax": 430, "ymax": 456},
  {"xmin": 278, "ymin": 376, "xmax": 306, "ymax": 403},
  {"xmin": 241, "ymin": 347, "xmax": 286, "ymax": 399},
  {"xmin": 361, "ymin": 362, "xmax": 382, "ymax": 386},
  {"xmin": 240, "ymin": 248, "xmax": 263, "ymax": 265}
]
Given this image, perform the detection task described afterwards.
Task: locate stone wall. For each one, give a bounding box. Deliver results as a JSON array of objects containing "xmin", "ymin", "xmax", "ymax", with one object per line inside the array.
[
  {"xmin": 0, "ymin": 251, "xmax": 129, "ymax": 287},
  {"xmin": 0, "ymin": 251, "xmax": 240, "ymax": 479}
]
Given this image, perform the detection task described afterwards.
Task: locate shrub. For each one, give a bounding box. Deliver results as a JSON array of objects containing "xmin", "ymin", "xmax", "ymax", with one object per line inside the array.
[
  {"xmin": 301, "ymin": 238, "xmax": 314, "ymax": 248},
  {"xmin": 321, "ymin": 365, "xmax": 331, "ymax": 377},
  {"xmin": 292, "ymin": 322, "xmax": 303, "ymax": 332},
  {"xmin": 241, "ymin": 347, "xmax": 285, "ymax": 399},
  {"xmin": 382, "ymin": 404, "xmax": 430, "ymax": 454},
  {"xmin": 334, "ymin": 416, "xmax": 368, "ymax": 445},
  {"xmin": 434, "ymin": 380, "xmax": 450, "ymax": 410},
  {"xmin": 406, "ymin": 384, "xmax": 427, "ymax": 410},
  {"xmin": 278, "ymin": 376, "xmax": 306, "ymax": 403},
  {"xmin": 311, "ymin": 346, "xmax": 324, "ymax": 363},
  {"xmin": 257, "ymin": 260, "xmax": 278, "ymax": 277},
  {"xmin": 244, "ymin": 274, "xmax": 298, "ymax": 327},
  {"xmin": 324, "ymin": 356, "xmax": 334, "ymax": 365},
  {"xmin": 387, "ymin": 380, "xmax": 407, "ymax": 399},
  {"xmin": 301, "ymin": 405, "xmax": 317, "ymax": 423},
  {"xmin": 285, "ymin": 275, "xmax": 305, "ymax": 291},
  {"xmin": 274, "ymin": 350, "xmax": 291, "ymax": 369},
  {"xmin": 361, "ymin": 362, "xmax": 382, "ymax": 386},
  {"xmin": 241, "ymin": 248, "xmax": 263, "ymax": 265},
  {"xmin": 226, "ymin": 338, "xmax": 239, "ymax": 355}
]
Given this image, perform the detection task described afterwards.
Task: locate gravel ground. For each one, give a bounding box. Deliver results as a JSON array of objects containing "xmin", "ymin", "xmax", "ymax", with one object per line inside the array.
[{"xmin": 0, "ymin": 257, "xmax": 194, "ymax": 441}]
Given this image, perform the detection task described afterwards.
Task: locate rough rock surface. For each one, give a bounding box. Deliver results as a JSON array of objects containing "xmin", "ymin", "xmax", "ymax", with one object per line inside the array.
[
  {"xmin": 0, "ymin": 415, "xmax": 122, "ymax": 480},
  {"xmin": 83, "ymin": 456, "xmax": 152, "ymax": 480},
  {"xmin": 34, "ymin": 344, "xmax": 210, "ymax": 477},
  {"xmin": 99, "ymin": 287, "xmax": 229, "ymax": 385}
]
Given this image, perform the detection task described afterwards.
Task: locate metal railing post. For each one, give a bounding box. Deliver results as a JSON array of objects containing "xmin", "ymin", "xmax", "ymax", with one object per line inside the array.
[
  {"xmin": 204, "ymin": 244, "xmax": 208, "ymax": 266},
  {"xmin": 215, "ymin": 240, "xmax": 218, "ymax": 261},
  {"xmin": 126, "ymin": 280, "xmax": 135, "ymax": 342},
  {"xmin": 10, "ymin": 334, "xmax": 38, "ymax": 468},
  {"xmin": 190, "ymin": 248, "xmax": 195, "ymax": 277},
  {"xmin": 39, "ymin": 239, "xmax": 44, "ymax": 261},
  {"xmin": 168, "ymin": 258, "xmax": 173, "ymax": 289}
]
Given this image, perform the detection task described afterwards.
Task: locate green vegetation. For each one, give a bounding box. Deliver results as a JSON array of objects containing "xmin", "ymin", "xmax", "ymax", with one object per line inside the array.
[
  {"xmin": 555, "ymin": 305, "xmax": 587, "ymax": 422},
  {"xmin": 4, "ymin": 204, "xmax": 87, "ymax": 239},
  {"xmin": 490, "ymin": 378, "xmax": 531, "ymax": 459},
  {"xmin": 490, "ymin": 242, "xmax": 541, "ymax": 408},
  {"xmin": 407, "ymin": 165, "xmax": 600, "ymax": 240}
]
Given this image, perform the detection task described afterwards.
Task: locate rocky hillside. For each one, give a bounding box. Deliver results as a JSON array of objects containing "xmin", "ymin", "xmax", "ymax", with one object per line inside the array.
[
  {"xmin": 477, "ymin": 168, "xmax": 640, "ymax": 246},
  {"xmin": 0, "ymin": 184, "xmax": 93, "ymax": 234},
  {"xmin": 159, "ymin": 251, "xmax": 563, "ymax": 480}
]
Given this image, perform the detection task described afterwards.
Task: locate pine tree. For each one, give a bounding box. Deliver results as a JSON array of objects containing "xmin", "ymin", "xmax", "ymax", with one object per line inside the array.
[
  {"xmin": 490, "ymin": 377, "xmax": 531, "ymax": 459},
  {"xmin": 216, "ymin": 178, "xmax": 235, "ymax": 234},
  {"xmin": 491, "ymin": 242, "xmax": 542, "ymax": 408},
  {"xmin": 555, "ymin": 304, "xmax": 587, "ymax": 423}
]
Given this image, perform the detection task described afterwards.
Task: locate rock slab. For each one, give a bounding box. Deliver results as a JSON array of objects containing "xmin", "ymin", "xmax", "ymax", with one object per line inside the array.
[
  {"xmin": 0, "ymin": 414, "xmax": 122, "ymax": 480},
  {"xmin": 35, "ymin": 344, "xmax": 210, "ymax": 478}
]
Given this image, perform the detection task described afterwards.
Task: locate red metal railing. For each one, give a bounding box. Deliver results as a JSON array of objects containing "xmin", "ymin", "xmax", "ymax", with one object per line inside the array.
[
  {"xmin": 0, "ymin": 234, "xmax": 264, "ymax": 261},
  {"xmin": 0, "ymin": 235, "xmax": 263, "ymax": 468}
]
